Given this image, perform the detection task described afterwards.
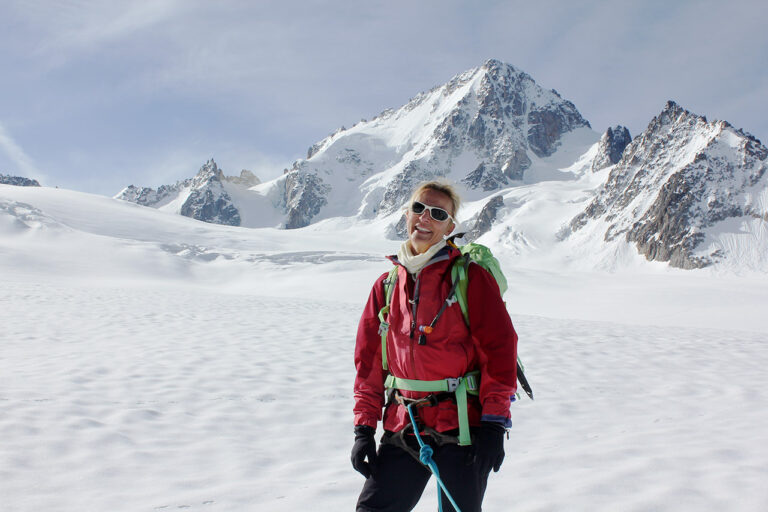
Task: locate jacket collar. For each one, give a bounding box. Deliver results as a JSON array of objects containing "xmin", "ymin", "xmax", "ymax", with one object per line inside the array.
[{"xmin": 387, "ymin": 244, "xmax": 459, "ymax": 271}]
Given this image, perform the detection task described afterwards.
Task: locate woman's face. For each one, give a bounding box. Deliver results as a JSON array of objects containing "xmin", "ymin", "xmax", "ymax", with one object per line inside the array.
[{"xmin": 406, "ymin": 188, "xmax": 456, "ymax": 254}]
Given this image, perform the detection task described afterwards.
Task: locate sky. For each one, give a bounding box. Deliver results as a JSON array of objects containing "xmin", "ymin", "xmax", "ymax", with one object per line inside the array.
[{"xmin": 1, "ymin": 0, "xmax": 766, "ymax": 196}]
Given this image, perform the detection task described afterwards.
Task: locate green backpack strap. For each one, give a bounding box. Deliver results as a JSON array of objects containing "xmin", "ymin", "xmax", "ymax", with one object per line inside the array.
[
  {"xmin": 377, "ymin": 267, "xmax": 399, "ymax": 372},
  {"xmin": 449, "ymin": 243, "xmax": 534, "ymax": 400},
  {"xmin": 450, "ymin": 253, "xmax": 472, "ymax": 324}
]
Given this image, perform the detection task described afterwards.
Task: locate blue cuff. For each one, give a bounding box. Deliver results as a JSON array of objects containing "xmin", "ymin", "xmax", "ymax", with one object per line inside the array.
[{"xmin": 481, "ymin": 414, "xmax": 512, "ymax": 429}]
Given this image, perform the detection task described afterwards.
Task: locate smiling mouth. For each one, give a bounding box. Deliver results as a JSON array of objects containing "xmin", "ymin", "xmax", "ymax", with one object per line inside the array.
[{"xmin": 414, "ymin": 226, "xmax": 432, "ymax": 234}]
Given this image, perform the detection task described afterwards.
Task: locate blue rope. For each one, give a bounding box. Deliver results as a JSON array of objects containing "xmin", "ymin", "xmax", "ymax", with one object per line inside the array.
[{"xmin": 406, "ymin": 403, "xmax": 463, "ymax": 512}]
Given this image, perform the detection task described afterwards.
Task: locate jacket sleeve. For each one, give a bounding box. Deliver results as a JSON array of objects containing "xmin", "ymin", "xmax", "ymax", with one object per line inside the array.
[
  {"xmin": 467, "ymin": 264, "xmax": 518, "ymax": 427},
  {"xmin": 352, "ymin": 272, "xmax": 389, "ymax": 429}
]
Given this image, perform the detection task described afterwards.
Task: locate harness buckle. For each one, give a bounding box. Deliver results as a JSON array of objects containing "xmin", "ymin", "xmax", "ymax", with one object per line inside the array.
[
  {"xmin": 445, "ymin": 377, "xmax": 460, "ymax": 392},
  {"xmin": 378, "ymin": 322, "xmax": 389, "ymax": 335}
]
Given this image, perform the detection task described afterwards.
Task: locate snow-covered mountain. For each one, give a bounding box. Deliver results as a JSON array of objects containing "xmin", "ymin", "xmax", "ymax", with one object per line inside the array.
[
  {"xmin": 115, "ymin": 159, "xmax": 260, "ymax": 226},
  {"xmin": 278, "ymin": 58, "xmax": 593, "ymax": 228},
  {"xmin": 567, "ymin": 101, "xmax": 768, "ymax": 269},
  {"xmin": 110, "ymin": 60, "xmax": 768, "ymax": 272},
  {"xmin": 118, "ymin": 59, "xmax": 596, "ymax": 230}
]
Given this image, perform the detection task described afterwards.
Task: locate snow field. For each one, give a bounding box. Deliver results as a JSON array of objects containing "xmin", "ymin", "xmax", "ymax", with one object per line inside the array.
[
  {"xmin": 0, "ymin": 281, "xmax": 363, "ymax": 511},
  {"xmin": 2, "ymin": 279, "xmax": 768, "ymax": 511},
  {"xmin": 505, "ymin": 316, "xmax": 768, "ymax": 512},
  {"xmin": 2, "ymin": 184, "xmax": 768, "ymax": 510}
]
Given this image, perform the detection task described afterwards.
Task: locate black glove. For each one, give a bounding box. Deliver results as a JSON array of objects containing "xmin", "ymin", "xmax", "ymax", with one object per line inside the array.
[
  {"xmin": 351, "ymin": 425, "xmax": 377, "ymax": 478},
  {"xmin": 472, "ymin": 421, "xmax": 507, "ymax": 472}
]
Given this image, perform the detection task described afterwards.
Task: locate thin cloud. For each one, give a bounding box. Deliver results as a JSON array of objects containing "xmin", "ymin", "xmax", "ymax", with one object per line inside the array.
[
  {"xmin": 9, "ymin": 0, "xmax": 185, "ymax": 68},
  {"xmin": 0, "ymin": 122, "xmax": 45, "ymax": 182}
]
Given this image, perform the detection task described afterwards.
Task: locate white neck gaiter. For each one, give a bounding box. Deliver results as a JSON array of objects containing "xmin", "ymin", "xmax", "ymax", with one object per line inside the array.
[{"xmin": 397, "ymin": 239, "xmax": 447, "ymax": 276}]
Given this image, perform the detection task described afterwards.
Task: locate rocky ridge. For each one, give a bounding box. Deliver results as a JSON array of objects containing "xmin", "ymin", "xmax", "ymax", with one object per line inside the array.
[
  {"xmin": 116, "ymin": 160, "xmax": 259, "ymax": 226},
  {"xmin": 569, "ymin": 101, "xmax": 768, "ymax": 269},
  {"xmin": 0, "ymin": 175, "xmax": 41, "ymax": 187}
]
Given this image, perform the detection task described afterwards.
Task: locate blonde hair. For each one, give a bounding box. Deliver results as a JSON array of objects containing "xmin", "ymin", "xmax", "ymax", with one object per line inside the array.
[{"xmin": 408, "ymin": 180, "xmax": 461, "ymax": 218}]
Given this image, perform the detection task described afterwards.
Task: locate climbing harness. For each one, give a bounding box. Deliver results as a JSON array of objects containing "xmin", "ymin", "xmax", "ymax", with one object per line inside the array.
[{"xmin": 384, "ymin": 371, "xmax": 479, "ymax": 446}]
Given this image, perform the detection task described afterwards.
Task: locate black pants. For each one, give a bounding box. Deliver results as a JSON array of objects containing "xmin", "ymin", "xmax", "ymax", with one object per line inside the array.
[{"xmin": 356, "ymin": 433, "xmax": 492, "ymax": 512}]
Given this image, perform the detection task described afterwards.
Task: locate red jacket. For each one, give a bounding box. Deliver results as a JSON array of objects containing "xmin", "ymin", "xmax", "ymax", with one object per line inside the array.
[{"xmin": 353, "ymin": 246, "xmax": 518, "ymax": 432}]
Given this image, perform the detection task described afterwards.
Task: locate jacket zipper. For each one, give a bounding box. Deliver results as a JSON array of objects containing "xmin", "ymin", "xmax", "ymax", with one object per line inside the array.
[{"xmin": 408, "ymin": 272, "xmax": 421, "ymax": 376}]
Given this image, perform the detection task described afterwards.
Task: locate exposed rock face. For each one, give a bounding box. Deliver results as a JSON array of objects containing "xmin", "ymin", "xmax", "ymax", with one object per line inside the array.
[
  {"xmin": 569, "ymin": 101, "xmax": 768, "ymax": 269},
  {"xmin": 463, "ymin": 162, "xmax": 508, "ymax": 191},
  {"xmin": 502, "ymin": 149, "xmax": 531, "ymax": 180},
  {"xmin": 592, "ymin": 126, "xmax": 632, "ymax": 171},
  {"xmin": 179, "ymin": 160, "xmax": 241, "ymax": 226},
  {"xmin": 430, "ymin": 59, "xmax": 590, "ymax": 182},
  {"xmin": 526, "ymin": 104, "xmax": 589, "ymax": 158},
  {"xmin": 118, "ymin": 183, "xmax": 182, "ymax": 207},
  {"xmin": 389, "ymin": 215, "xmax": 408, "ymax": 240},
  {"xmin": 0, "ymin": 175, "xmax": 40, "ymax": 187},
  {"xmin": 379, "ymin": 162, "xmax": 436, "ymax": 216},
  {"xmin": 465, "ymin": 195, "xmax": 505, "ymax": 241},
  {"xmin": 283, "ymin": 167, "xmax": 331, "ymax": 229}
]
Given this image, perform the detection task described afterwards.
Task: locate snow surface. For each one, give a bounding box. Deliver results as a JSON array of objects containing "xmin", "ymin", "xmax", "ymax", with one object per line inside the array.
[{"xmin": 2, "ymin": 184, "xmax": 768, "ymax": 511}]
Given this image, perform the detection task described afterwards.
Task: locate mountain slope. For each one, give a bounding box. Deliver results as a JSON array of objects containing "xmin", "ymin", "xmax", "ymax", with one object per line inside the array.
[
  {"xmin": 567, "ymin": 101, "xmax": 768, "ymax": 269},
  {"xmin": 280, "ymin": 58, "xmax": 593, "ymax": 228}
]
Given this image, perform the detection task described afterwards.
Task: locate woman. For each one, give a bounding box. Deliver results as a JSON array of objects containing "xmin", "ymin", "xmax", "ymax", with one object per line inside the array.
[{"xmin": 351, "ymin": 181, "xmax": 518, "ymax": 512}]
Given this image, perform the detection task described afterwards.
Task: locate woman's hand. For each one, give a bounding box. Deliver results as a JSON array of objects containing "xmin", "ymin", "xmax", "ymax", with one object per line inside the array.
[
  {"xmin": 472, "ymin": 422, "xmax": 506, "ymax": 472},
  {"xmin": 351, "ymin": 425, "xmax": 378, "ymax": 478}
]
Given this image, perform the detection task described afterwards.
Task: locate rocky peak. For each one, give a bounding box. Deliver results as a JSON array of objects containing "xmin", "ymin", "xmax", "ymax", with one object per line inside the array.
[
  {"xmin": 190, "ymin": 159, "xmax": 224, "ymax": 188},
  {"xmin": 456, "ymin": 59, "xmax": 591, "ymax": 157},
  {"xmin": 647, "ymin": 100, "xmax": 706, "ymax": 137},
  {"xmin": 179, "ymin": 159, "xmax": 240, "ymax": 226},
  {"xmin": 592, "ymin": 125, "xmax": 632, "ymax": 171},
  {"xmin": 387, "ymin": 61, "xmax": 591, "ymax": 212}
]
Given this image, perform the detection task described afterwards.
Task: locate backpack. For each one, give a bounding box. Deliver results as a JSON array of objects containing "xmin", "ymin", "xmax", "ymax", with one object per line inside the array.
[{"xmin": 377, "ymin": 240, "xmax": 533, "ymax": 445}]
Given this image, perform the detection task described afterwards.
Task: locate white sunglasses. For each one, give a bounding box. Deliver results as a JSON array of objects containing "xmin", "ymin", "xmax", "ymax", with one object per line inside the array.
[{"xmin": 410, "ymin": 201, "xmax": 454, "ymax": 223}]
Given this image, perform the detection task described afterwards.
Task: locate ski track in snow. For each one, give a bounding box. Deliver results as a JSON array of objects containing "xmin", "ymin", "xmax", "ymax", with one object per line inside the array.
[{"xmin": 2, "ymin": 280, "xmax": 767, "ymax": 511}]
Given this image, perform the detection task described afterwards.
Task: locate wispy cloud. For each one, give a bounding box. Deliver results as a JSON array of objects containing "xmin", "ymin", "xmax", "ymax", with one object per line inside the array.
[
  {"xmin": 0, "ymin": 122, "xmax": 46, "ymax": 182},
  {"xmin": 9, "ymin": 0, "xmax": 184, "ymax": 65}
]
